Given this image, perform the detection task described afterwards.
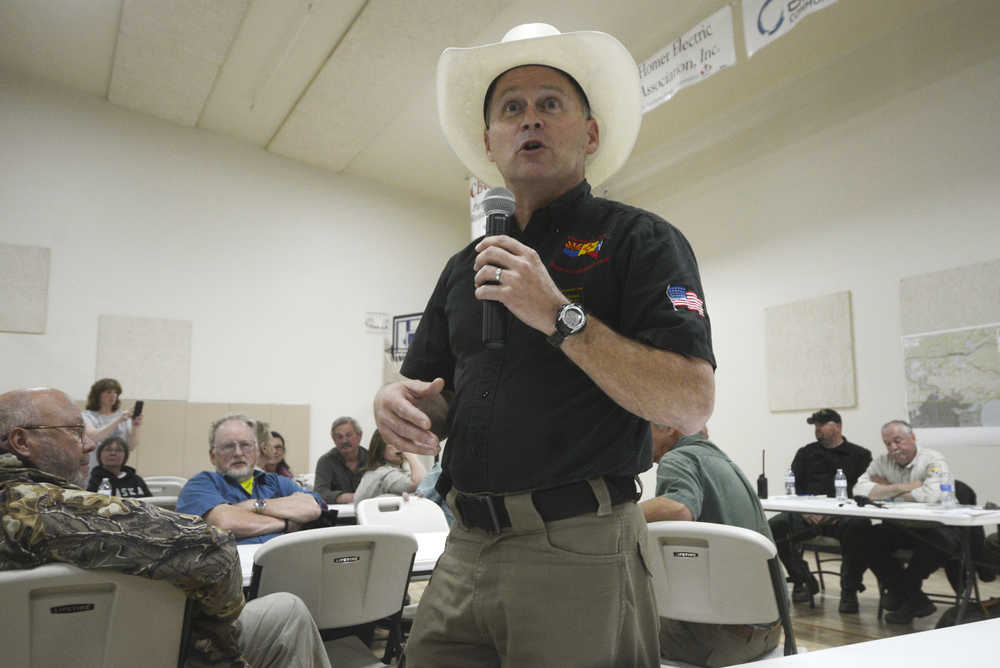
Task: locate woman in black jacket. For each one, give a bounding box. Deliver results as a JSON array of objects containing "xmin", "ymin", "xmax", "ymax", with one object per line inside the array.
[{"xmin": 86, "ymin": 436, "xmax": 152, "ymax": 498}]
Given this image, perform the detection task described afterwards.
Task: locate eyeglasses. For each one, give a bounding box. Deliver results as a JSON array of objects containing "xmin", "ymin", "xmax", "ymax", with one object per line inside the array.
[
  {"xmin": 215, "ymin": 440, "xmax": 257, "ymax": 455},
  {"xmin": 1, "ymin": 425, "xmax": 87, "ymax": 444}
]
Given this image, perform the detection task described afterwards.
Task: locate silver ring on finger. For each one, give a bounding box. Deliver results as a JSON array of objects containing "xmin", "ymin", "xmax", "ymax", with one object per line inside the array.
[{"xmin": 495, "ymin": 267, "xmax": 503, "ymax": 284}]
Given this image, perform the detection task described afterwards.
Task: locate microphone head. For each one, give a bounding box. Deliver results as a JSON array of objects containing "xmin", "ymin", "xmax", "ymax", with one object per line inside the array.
[{"xmin": 483, "ymin": 187, "xmax": 516, "ymax": 217}]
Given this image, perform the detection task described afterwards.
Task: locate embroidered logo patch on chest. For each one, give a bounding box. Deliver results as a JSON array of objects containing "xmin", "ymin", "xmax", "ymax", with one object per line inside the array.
[
  {"xmin": 550, "ymin": 236, "xmax": 609, "ymax": 274},
  {"xmin": 562, "ymin": 237, "xmax": 604, "ymax": 259}
]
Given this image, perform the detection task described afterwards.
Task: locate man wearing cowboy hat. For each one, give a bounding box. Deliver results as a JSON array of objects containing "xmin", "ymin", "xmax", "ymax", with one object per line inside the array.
[{"xmin": 375, "ymin": 23, "xmax": 715, "ymax": 666}]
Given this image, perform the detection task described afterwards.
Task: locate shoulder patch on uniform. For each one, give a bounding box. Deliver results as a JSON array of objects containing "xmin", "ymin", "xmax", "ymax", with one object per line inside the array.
[{"xmin": 667, "ymin": 285, "xmax": 705, "ymax": 317}]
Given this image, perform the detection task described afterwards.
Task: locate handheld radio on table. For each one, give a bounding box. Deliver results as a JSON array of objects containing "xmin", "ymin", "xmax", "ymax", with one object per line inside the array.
[{"xmin": 756, "ymin": 449, "xmax": 768, "ymax": 499}]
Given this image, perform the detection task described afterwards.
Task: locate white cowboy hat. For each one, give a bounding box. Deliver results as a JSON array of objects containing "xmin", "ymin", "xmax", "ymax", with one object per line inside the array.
[{"xmin": 437, "ymin": 23, "xmax": 642, "ymax": 188}]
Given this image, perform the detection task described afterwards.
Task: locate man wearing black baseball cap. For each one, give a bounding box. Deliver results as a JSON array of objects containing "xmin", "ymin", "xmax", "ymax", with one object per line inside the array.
[
  {"xmin": 769, "ymin": 409, "xmax": 873, "ymax": 612},
  {"xmin": 806, "ymin": 408, "xmax": 841, "ymax": 425}
]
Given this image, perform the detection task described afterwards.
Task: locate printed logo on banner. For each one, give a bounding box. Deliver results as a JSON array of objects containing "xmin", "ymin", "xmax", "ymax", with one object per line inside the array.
[
  {"xmin": 742, "ymin": 0, "xmax": 840, "ymax": 57},
  {"xmin": 756, "ymin": 0, "xmax": 784, "ymax": 36},
  {"xmin": 667, "ymin": 285, "xmax": 705, "ymax": 317}
]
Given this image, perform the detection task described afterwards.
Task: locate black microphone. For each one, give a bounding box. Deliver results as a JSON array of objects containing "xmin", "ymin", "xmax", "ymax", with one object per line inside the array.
[{"xmin": 481, "ymin": 187, "xmax": 516, "ymax": 349}]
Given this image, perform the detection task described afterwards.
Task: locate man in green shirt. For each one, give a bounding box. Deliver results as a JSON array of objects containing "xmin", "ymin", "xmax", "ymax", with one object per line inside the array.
[{"xmin": 641, "ymin": 425, "xmax": 781, "ymax": 667}]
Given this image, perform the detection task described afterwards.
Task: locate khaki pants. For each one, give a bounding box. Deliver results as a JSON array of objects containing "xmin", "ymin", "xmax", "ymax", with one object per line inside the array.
[
  {"xmin": 659, "ymin": 618, "xmax": 781, "ymax": 668},
  {"xmin": 406, "ymin": 482, "xmax": 659, "ymax": 668},
  {"xmin": 235, "ymin": 592, "xmax": 331, "ymax": 668}
]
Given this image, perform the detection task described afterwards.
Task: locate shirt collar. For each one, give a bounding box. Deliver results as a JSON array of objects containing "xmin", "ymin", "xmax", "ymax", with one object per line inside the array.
[
  {"xmin": 517, "ymin": 180, "xmax": 592, "ymax": 239},
  {"xmin": 222, "ymin": 468, "xmax": 267, "ymax": 485}
]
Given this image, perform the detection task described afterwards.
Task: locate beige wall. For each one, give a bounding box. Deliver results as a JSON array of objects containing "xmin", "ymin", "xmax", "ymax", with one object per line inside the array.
[
  {"xmin": 78, "ymin": 400, "xmax": 310, "ymax": 479},
  {"xmin": 0, "ymin": 72, "xmax": 468, "ymax": 471}
]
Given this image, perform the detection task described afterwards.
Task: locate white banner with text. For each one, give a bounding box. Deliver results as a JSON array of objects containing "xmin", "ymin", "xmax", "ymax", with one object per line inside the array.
[
  {"xmin": 639, "ymin": 5, "xmax": 736, "ymax": 113},
  {"xmin": 469, "ymin": 175, "xmax": 489, "ymax": 240}
]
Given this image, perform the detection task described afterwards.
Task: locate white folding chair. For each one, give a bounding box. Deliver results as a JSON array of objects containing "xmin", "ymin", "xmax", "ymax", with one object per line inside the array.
[
  {"xmin": 144, "ymin": 476, "xmax": 187, "ymax": 497},
  {"xmin": 356, "ymin": 496, "xmax": 449, "ymax": 533},
  {"xmin": 647, "ymin": 521, "xmax": 797, "ymax": 666},
  {"xmin": 248, "ymin": 525, "xmax": 417, "ymax": 668},
  {"xmin": 0, "ymin": 562, "xmax": 192, "ymax": 668},
  {"xmin": 356, "ymin": 496, "xmax": 449, "ymax": 642},
  {"xmin": 142, "ymin": 495, "xmax": 178, "ymax": 510}
]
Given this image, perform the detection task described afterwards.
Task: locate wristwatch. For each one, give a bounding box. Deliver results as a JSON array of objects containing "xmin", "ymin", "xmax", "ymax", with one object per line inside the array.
[
  {"xmin": 547, "ymin": 303, "xmax": 587, "ymax": 347},
  {"xmin": 254, "ymin": 498, "xmax": 267, "ymax": 514}
]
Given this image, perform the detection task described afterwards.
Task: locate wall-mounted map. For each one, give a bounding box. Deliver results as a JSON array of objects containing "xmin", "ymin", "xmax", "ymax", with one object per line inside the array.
[
  {"xmin": 900, "ymin": 258, "xmax": 1000, "ymax": 447},
  {"xmin": 903, "ymin": 323, "xmax": 1000, "ymax": 428}
]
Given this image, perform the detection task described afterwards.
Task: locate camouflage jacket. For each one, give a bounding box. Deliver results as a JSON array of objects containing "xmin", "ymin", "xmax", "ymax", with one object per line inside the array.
[{"xmin": 0, "ymin": 453, "xmax": 248, "ymax": 667}]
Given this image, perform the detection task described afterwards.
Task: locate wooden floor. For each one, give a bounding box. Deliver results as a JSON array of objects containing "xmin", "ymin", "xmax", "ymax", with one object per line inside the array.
[
  {"xmin": 369, "ymin": 572, "xmax": 1000, "ymax": 663},
  {"xmin": 787, "ymin": 568, "xmax": 1000, "ymax": 651}
]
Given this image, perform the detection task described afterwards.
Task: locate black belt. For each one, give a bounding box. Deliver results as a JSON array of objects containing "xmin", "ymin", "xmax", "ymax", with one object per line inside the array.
[{"xmin": 454, "ymin": 476, "xmax": 639, "ymax": 534}]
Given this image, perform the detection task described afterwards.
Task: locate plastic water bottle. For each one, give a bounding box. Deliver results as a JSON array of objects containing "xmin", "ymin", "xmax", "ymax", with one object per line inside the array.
[
  {"xmin": 938, "ymin": 471, "xmax": 957, "ymax": 507},
  {"xmin": 98, "ymin": 477, "xmax": 112, "ymax": 497},
  {"xmin": 834, "ymin": 469, "xmax": 848, "ymax": 500},
  {"xmin": 784, "ymin": 469, "xmax": 796, "ymax": 496}
]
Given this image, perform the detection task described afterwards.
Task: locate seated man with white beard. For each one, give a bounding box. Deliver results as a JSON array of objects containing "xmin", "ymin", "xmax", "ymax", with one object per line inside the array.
[{"xmin": 177, "ymin": 413, "xmax": 324, "ymax": 545}]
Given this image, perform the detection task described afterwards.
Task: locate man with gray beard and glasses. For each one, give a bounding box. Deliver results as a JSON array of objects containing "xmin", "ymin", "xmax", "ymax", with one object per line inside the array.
[{"xmin": 177, "ymin": 413, "xmax": 324, "ymax": 545}]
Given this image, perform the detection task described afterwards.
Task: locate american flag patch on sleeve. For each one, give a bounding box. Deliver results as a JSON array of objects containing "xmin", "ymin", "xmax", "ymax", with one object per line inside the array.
[{"xmin": 667, "ymin": 285, "xmax": 705, "ymax": 317}]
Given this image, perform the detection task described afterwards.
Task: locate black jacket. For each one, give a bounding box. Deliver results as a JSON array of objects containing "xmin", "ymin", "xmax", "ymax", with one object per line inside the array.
[{"xmin": 86, "ymin": 465, "xmax": 152, "ymax": 498}]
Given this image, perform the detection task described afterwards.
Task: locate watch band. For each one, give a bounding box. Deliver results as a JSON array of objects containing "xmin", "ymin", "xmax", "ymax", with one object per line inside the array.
[{"xmin": 254, "ymin": 498, "xmax": 266, "ymax": 514}]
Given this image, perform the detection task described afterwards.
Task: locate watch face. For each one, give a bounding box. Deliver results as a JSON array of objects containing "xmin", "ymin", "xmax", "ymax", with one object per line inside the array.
[{"xmin": 564, "ymin": 308, "xmax": 584, "ymax": 329}]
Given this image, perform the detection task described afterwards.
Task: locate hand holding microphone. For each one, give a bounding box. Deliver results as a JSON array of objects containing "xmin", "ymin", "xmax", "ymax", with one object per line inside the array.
[
  {"xmin": 474, "ymin": 188, "xmax": 574, "ymax": 340},
  {"xmin": 480, "ymin": 187, "xmax": 516, "ymax": 349}
]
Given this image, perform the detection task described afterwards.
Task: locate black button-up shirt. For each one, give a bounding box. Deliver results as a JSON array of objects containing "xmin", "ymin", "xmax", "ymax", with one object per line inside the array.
[
  {"xmin": 791, "ymin": 438, "xmax": 872, "ymax": 497},
  {"xmin": 402, "ymin": 181, "xmax": 715, "ymax": 494}
]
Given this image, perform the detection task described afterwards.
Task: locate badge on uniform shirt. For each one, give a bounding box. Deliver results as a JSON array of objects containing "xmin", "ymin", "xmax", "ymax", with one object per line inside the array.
[
  {"xmin": 667, "ymin": 285, "xmax": 705, "ymax": 317},
  {"xmin": 562, "ymin": 236, "xmax": 604, "ymax": 259},
  {"xmin": 550, "ymin": 236, "xmax": 609, "ymax": 274}
]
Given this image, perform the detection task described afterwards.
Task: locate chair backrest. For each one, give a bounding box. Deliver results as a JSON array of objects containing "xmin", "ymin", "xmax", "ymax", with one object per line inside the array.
[
  {"xmin": 646, "ymin": 521, "xmax": 786, "ymax": 625},
  {"xmin": 955, "ymin": 479, "xmax": 976, "ymax": 506},
  {"xmin": 0, "ymin": 562, "xmax": 191, "ymax": 668},
  {"xmin": 249, "ymin": 525, "xmax": 417, "ymax": 631},
  {"xmin": 356, "ymin": 496, "xmax": 449, "ymax": 533},
  {"xmin": 144, "ymin": 477, "xmax": 187, "ymax": 496},
  {"xmin": 142, "ymin": 495, "xmax": 178, "ymax": 510}
]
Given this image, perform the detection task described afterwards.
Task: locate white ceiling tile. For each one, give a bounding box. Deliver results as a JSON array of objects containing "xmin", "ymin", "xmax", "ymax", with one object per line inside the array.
[
  {"xmin": 268, "ymin": 0, "xmax": 508, "ymax": 172},
  {"xmin": 199, "ymin": 0, "xmax": 366, "ymax": 146},
  {"xmin": 0, "ymin": 0, "xmax": 121, "ymax": 96},
  {"xmin": 109, "ymin": 0, "xmax": 248, "ymax": 125}
]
